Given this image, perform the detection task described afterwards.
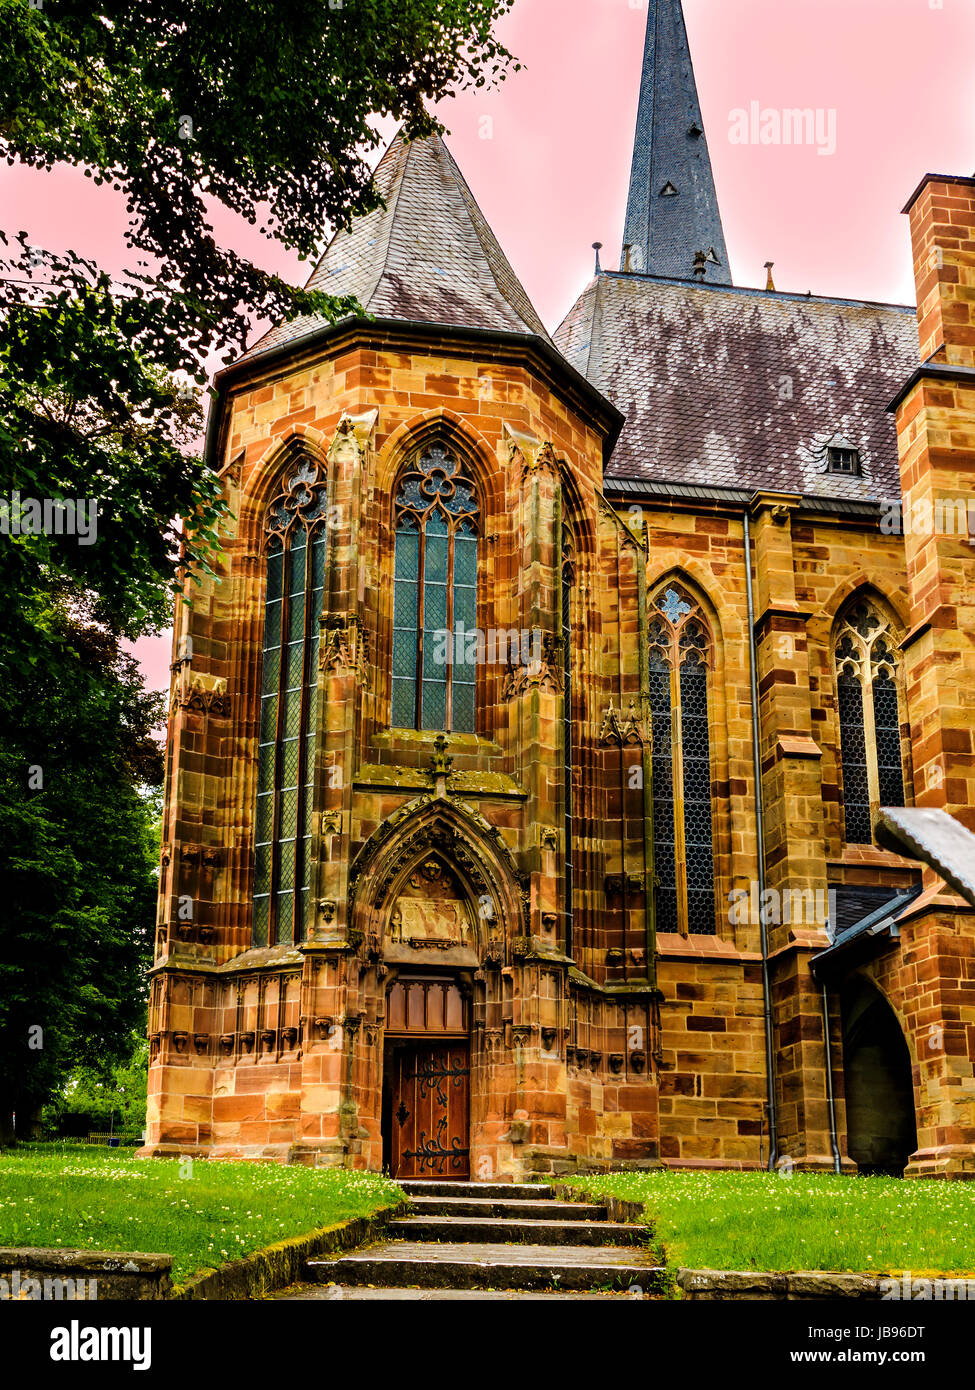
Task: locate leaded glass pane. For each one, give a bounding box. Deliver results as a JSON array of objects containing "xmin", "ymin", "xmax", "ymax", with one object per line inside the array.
[
  {"xmin": 255, "ymin": 791, "xmax": 273, "ymax": 847},
  {"xmin": 288, "ymin": 534, "xmax": 307, "ymax": 593},
  {"xmin": 424, "ymin": 583, "xmax": 448, "ymax": 633},
  {"xmin": 253, "ymin": 895, "xmax": 270, "ymax": 947},
  {"xmin": 259, "ymin": 697, "xmax": 278, "ymax": 748},
  {"xmin": 395, "ymin": 528, "xmax": 419, "ymax": 579},
  {"xmin": 254, "ymin": 842, "xmax": 271, "ymax": 894},
  {"xmin": 392, "ymin": 676, "xmax": 416, "ymax": 729},
  {"xmin": 873, "ymin": 675, "xmax": 905, "ymax": 809},
  {"xmin": 261, "ymin": 646, "xmax": 280, "ymax": 693},
  {"xmin": 393, "ymin": 629, "xmax": 418, "ymax": 679},
  {"xmin": 838, "ymin": 674, "xmax": 872, "ymax": 844},
  {"xmin": 425, "ymin": 533, "xmax": 449, "ymax": 584},
  {"xmin": 423, "ymin": 628, "xmax": 449, "ymax": 680},
  {"xmin": 311, "ymin": 532, "xmax": 326, "ymax": 589},
  {"xmin": 285, "ymin": 638, "xmax": 304, "ymax": 688},
  {"xmin": 265, "ymin": 542, "xmax": 284, "ymax": 601},
  {"xmin": 421, "ymin": 679, "xmax": 447, "ymax": 732},
  {"xmin": 454, "ymin": 536, "xmax": 477, "ymax": 589},
  {"xmin": 681, "ymin": 662, "xmax": 716, "ymax": 935},
  {"xmin": 263, "ymin": 600, "xmax": 281, "ymax": 652},
  {"xmin": 394, "ymin": 580, "xmax": 418, "ymax": 629},
  {"xmin": 453, "ymin": 680, "xmax": 475, "ymax": 734},
  {"xmin": 650, "ymin": 666, "xmax": 678, "ymax": 934},
  {"xmin": 282, "ymin": 686, "xmax": 303, "ymax": 738},
  {"xmin": 276, "ymin": 892, "xmax": 293, "ymax": 945},
  {"xmin": 288, "ymin": 587, "xmax": 306, "ymax": 642},
  {"xmin": 279, "ymin": 743, "xmax": 299, "ymax": 799},
  {"xmin": 454, "ymin": 585, "xmax": 476, "ymax": 631},
  {"xmin": 278, "ymin": 838, "xmax": 296, "ymax": 890}
]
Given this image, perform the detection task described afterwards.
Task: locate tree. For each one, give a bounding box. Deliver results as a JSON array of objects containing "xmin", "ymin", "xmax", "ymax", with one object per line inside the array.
[
  {"xmin": 0, "ymin": 599, "xmax": 163, "ymax": 1146},
  {"xmin": 44, "ymin": 1031, "xmax": 150, "ymax": 1137},
  {"xmin": 0, "ymin": 0, "xmax": 517, "ymax": 1140}
]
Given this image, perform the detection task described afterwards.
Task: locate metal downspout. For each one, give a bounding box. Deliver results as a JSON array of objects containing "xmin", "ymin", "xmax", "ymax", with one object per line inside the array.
[{"xmin": 821, "ymin": 982, "xmax": 843, "ymax": 1174}]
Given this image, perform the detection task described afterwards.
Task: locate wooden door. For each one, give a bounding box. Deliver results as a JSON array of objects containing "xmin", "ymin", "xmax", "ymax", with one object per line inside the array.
[{"xmin": 390, "ymin": 1042, "xmax": 470, "ymax": 1179}]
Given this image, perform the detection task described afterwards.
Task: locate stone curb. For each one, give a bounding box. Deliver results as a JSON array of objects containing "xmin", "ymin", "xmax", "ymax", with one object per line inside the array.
[
  {"xmin": 173, "ymin": 1200, "xmax": 408, "ymax": 1301},
  {"xmin": 677, "ymin": 1268, "xmax": 891, "ymax": 1301},
  {"xmin": 0, "ymin": 1246, "xmax": 173, "ymax": 1301}
]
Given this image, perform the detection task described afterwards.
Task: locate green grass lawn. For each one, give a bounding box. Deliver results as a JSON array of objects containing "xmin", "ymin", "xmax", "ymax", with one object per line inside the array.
[
  {"xmin": 555, "ymin": 1170, "xmax": 975, "ymax": 1276},
  {"xmin": 0, "ymin": 1143, "xmax": 403, "ymax": 1285}
]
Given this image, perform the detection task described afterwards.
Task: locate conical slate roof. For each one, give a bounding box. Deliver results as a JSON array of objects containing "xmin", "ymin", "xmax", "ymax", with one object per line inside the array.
[{"xmin": 239, "ymin": 132, "xmax": 550, "ymax": 364}]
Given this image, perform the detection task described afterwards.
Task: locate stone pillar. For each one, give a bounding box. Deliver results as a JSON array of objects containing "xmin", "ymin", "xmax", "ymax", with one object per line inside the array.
[
  {"xmin": 749, "ymin": 495, "xmax": 835, "ymax": 1169},
  {"xmin": 892, "ymin": 174, "xmax": 975, "ymax": 1178}
]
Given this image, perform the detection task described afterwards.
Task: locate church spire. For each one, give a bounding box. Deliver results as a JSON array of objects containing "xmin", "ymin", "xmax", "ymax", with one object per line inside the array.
[{"xmin": 621, "ymin": 0, "xmax": 731, "ymax": 284}]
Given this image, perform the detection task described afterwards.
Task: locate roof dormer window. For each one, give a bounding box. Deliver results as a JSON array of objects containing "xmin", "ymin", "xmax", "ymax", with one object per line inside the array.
[{"xmin": 824, "ymin": 436, "xmax": 863, "ymax": 477}]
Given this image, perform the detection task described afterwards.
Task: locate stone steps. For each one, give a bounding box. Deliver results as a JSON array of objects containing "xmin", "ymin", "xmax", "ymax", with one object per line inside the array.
[
  {"xmin": 408, "ymin": 1195, "xmax": 608, "ymax": 1221},
  {"xmin": 387, "ymin": 1215, "xmax": 649, "ymax": 1246},
  {"xmin": 294, "ymin": 1177, "xmax": 664, "ymax": 1300},
  {"xmin": 305, "ymin": 1240, "xmax": 665, "ymax": 1293},
  {"xmin": 397, "ymin": 1180, "xmax": 548, "ymax": 1200}
]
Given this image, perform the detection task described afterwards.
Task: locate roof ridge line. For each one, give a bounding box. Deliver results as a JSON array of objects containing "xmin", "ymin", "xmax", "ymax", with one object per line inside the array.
[
  {"xmin": 438, "ymin": 135, "xmax": 550, "ymax": 341},
  {"xmin": 365, "ymin": 131, "xmax": 414, "ymax": 313}
]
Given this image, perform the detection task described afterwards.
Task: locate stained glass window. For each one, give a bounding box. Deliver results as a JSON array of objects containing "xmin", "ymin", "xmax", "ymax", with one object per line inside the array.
[
  {"xmin": 391, "ymin": 443, "xmax": 479, "ymax": 733},
  {"xmin": 254, "ymin": 456, "xmax": 328, "ymax": 945},
  {"xmin": 648, "ymin": 585, "xmax": 716, "ymax": 935},
  {"xmin": 834, "ymin": 600, "xmax": 906, "ymax": 845}
]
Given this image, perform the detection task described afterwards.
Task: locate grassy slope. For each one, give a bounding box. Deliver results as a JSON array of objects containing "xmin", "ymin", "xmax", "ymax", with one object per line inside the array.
[
  {"xmin": 0, "ymin": 1143, "xmax": 402, "ymax": 1284},
  {"xmin": 556, "ymin": 1170, "xmax": 975, "ymax": 1275}
]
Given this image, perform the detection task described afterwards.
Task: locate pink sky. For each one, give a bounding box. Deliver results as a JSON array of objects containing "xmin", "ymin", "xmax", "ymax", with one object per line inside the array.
[{"xmin": 5, "ymin": 0, "xmax": 974, "ymax": 694}]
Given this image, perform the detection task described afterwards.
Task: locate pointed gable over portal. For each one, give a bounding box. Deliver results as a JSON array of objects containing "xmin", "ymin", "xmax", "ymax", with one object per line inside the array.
[
  {"xmin": 240, "ymin": 131, "xmax": 550, "ymax": 366},
  {"xmin": 621, "ymin": 0, "xmax": 731, "ymax": 284}
]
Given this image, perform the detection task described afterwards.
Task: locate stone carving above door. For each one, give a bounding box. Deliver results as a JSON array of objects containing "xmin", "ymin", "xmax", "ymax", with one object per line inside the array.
[{"xmin": 389, "ymin": 859, "xmax": 474, "ymax": 948}]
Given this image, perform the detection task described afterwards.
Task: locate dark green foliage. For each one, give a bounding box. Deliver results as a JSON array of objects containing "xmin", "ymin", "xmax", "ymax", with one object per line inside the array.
[{"xmin": 0, "ymin": 0, "xmax": 516, "ymax": 1143}]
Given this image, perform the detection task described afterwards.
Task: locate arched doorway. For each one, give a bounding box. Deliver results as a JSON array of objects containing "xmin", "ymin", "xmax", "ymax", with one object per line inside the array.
[
  {"xmin": 840, "ymin": 976, "xmax": 918, "ymax": 1176},
  {"xmin": 381, "ymin": 974, "xmax": 471, "ymax": 1179}
]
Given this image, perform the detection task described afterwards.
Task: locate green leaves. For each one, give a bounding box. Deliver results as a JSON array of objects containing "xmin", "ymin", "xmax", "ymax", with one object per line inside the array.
[{"xmin": 0, "ymin": 0, "xmax": 517, "ymax": 1134}]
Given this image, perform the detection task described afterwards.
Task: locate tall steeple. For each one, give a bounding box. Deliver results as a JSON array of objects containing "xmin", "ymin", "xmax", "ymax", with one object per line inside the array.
[{"xmin": 621, "ymin": 0, "xmax": 731, "ymax": 284}]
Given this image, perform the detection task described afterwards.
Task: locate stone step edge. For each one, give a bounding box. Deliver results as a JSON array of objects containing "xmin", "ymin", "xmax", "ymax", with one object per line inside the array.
[
  {"xmin": 398, "ymin": 1182, "xmax": 551, "ymax": 1200},
  {"xmin": 408, "ymin": 1198, "xmax": 608, "ymax": 1218},
  {"xmin": 305, "ymin": 1253, "xmax": 667, "ymax": 1294},
  {"xmin": 390, "ymin": 1217, "xmax": 648, "ymax": 1237}
]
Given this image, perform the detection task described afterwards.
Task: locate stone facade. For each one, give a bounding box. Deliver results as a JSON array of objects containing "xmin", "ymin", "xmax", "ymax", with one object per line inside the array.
[{"xmin": 142, "ymin": 23, "xmax": 975, "ymax": 1181}]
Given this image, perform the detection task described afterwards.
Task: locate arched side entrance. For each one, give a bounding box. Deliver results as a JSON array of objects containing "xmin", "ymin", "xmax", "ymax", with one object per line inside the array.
[
  {"xmin": 840, "ymin": 976, "xmax": 918, "ymax": 1176},
  {"xmin": 381, "ymin": 973, "xmax": 471, "ymax": 1179},
  {"xmin": 347, "ymin": 792, "xmax": 529, "ymax": 1180}
]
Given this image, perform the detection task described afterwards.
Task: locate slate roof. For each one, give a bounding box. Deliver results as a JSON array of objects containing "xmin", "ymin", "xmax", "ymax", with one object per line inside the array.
[
  {"xmin": 237, "ymin": 132, "xmax": 550, "ymax": 366},
  {"xmin": 622, "ymin": 0, "xmax": 731, "ymax": 284},
  {"xmin": 555, "ymin": 272, "xmax": 919, "ymax": 498},
  {"xmin": 812, "ymin": 885, "xmax": 922, "ymax": 978}
]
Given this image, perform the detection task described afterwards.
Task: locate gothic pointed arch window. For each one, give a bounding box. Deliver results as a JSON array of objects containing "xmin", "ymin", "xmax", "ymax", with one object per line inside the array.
[
  {"xmin": 253, "ymin": 455, "xmax": 329, "ymax": 945},
  {"xmin": 391, "ymin": 442, "xmax": 479, "ymax": 733},
  {"xmin": 648, "ymin": 583, "xmax": 716, "ymax": 935},
  {"xmin": 834, "ymin": 598, "xmax": 906, "ymax": 845}
]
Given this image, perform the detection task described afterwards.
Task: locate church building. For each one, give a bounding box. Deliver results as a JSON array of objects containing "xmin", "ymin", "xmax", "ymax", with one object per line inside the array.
[{"xmin": 143, "ymin": 0, "xmax": 975, "ymax": 1180}]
